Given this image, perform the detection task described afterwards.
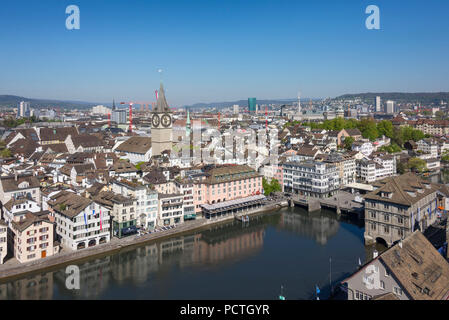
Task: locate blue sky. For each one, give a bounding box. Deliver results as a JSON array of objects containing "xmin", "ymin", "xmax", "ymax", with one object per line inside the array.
[{"xmin": 0, "ymin": 0, "xmax": 448, "ymax": 106}]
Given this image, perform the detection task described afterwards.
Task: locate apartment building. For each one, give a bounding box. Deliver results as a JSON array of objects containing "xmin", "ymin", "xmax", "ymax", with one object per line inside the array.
[
  {"xmin": 9, "ymin": 211, "xmax": 57, "ymax": 263},
  {"xmin": 111, "ymin": 179, "xmax": 158, "ymax": 230},
  {"xmin": 283, "ymin": 161, "xmax": 340, "ymax": 198},
  {"xmin": 158, "ymin": 193, "xmax": 184, "ymax": 227},
  {"xmin": 317, "ymin": 153, "xmax": 356, "ymax": 186},
  {"xmin": 174, "ymin": 179, "xmax": 196, "ymax": 221},
  {"xmin": 0, "ymin": 174, "xmax": 41, "ymax": 206},
  {"xmin": 48, "ymin": 191, "xmax": 111, "ymax": 250},
  {"xmin": 94, "ymin": 191, "xmax": 136, "ymax": 238},
  {"xmin": 417, "ymin": 138, "xmax": 439, "ymax": 158},
  {"xmin": 364, "ymin": 173, "xmax": 445, "ymax": 247},
  {"xmin": 352, "ymin": 141, "xmax": 374, "ymax": 157}
]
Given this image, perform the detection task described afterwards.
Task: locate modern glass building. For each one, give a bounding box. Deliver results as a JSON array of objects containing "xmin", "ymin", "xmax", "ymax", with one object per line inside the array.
[{"xmin": 248, "ymin": 98, "xmax": 257, "ymax": 113}]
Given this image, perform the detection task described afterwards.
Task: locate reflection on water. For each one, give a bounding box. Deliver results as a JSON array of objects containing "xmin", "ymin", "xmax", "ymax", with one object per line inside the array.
[
  {"xmin": 0, "ymin": 207, "xmax": 369, "ymax": 300},
  {"xmin": 428, "ymin": 169, "xmax": 449, "ymax": 184}
]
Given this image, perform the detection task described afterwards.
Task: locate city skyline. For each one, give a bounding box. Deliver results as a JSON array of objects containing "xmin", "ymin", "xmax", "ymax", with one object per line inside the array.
[{"xmin": 1, "ymin": 0, "xmax": 449, "ymax": 105}]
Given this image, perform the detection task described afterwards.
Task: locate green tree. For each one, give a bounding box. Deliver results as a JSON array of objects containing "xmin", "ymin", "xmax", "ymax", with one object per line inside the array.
[
  {"xmin": 357, "ymin": 119, "xmax": 379, "ymax": 141},
  {"xmin": 435, "ymin": 110, "xmax": 446, "ymax": 120},
  {"xmin": 407, "ymin": 157, "xmax": 427, "ymax": 173},
  {"xmin": 262, "ymin": 177, "xmax": 282, "ymax": 196},
  {"xmin": 343, "ymin": 136, "xmax": 355, "ymax": 151},
  {"xmin": 377, "ymin": 120, "xmax": 394, "ymax": 138},
  {"xmin": 397, "ymin": 161, "xmax": 407, "ymax": 174}
]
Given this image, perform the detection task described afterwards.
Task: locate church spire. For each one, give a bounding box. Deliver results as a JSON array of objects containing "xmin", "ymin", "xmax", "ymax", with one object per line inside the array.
[
  {"xmin": 155, "ymin": 81, "xmax": 170, "ymax": 112},
  {"xmin": 112, "ymin": 99, "xmax": 116, "ymax": 111}
]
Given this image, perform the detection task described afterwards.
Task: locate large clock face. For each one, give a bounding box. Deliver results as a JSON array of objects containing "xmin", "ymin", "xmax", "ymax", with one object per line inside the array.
[
  {"xmin": 161, "ymin": 114, "xmax": 172, "ymax": 127},
  {"xmin": 152, "ymin": 114, "xmax": 160, "ymax": 127}
]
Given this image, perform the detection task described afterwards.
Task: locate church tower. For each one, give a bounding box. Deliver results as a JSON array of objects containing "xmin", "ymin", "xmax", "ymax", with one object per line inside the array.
[{"xmin": 151, "ymin": 82, "xmax": 173, "ymax": 156}]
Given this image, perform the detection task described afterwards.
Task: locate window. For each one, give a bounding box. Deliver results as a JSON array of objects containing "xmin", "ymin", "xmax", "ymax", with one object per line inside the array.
[
  {"xmin": 380, "ymin": 280, "xmax": 385, "ymax": 290},
  {"xmin": 384, "ymin": 226, "xmax": 389, "ymax": 234},
  {"xmin": 393, "ymin": 287, "xmax": 402, "ymax": 296},
  {"xmin": 384, "ymin": 214, "xmax": 390, "ymax": 222}
]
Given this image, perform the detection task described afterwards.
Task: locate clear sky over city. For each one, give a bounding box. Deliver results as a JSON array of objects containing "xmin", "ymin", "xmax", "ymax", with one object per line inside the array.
[{"xmin": 0, "ymin": 0, "xmax": 448, "ymax": 106}]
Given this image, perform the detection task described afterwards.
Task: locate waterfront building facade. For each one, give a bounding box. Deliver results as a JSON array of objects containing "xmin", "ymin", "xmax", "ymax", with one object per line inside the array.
[
  {"xmin": 158, "ymin": 193, "xmax": 184, "ymax": 227},
  {"xmin": 49, "ymin": 191, "xmax": 111, "ymax": 250},
  {"xmin": 9, "ymin": 211, "xmax": 57, "ymax": 263},
  {"xmin": 111, "ymin": 179, "xmax": 158, "ymax": 230},
  {"xmin": 364, "ymin": 173, "xmax": 446, "ymax": 247},
  {"xmin": 283, "ymin": 161, "xmax": 340, "ymax": 198},
  {"xmin": 94, "ymin": 191, "xmax": 136, "ymax": 238}
]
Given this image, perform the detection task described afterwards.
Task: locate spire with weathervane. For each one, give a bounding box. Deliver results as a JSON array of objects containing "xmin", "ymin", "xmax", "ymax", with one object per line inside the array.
[{"xmin": 155, "ymin": 82, "xmax": 170, "ymax": 113}]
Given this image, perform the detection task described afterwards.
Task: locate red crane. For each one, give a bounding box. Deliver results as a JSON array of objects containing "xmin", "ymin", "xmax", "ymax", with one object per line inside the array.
[{"xmin": 120, "ymin": 101, "xmax": 135, "ymax": 133}]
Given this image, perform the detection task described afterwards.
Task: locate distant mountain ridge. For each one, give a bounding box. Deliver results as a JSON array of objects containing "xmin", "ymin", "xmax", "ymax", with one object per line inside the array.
[
  {"xmin": 183, "ymin": 98, "xmax": 319, "ymax": 109},
  {"xmin": 0, "ymin": 95, "xmax": 98, "ymax": 109},
  {"xmin": 335, "ymin": 92, "xmax": 449, "ymax": 104}
]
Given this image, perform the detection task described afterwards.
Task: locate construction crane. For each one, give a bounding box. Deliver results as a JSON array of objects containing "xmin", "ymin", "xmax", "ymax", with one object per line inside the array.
[
  {"xmin": 132, "ymin": 101, "xmax": 155, "ymax": 112},
  {"xmin": 120, "ymin": 101, "xmax": 135, "ymax": 133}
]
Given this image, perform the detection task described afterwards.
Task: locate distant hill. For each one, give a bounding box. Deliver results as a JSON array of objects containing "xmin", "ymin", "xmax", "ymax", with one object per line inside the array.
[
  {"xmin": 335, "ymin": 92, "xmax": 449, "ymax": 104},
  {"xmin": 0, "ymin": 95, "xmax": 97, "ymax": 109},
  {"xmin": 183, "ymin": 98, "xmax": 319, "ymax": 109}
]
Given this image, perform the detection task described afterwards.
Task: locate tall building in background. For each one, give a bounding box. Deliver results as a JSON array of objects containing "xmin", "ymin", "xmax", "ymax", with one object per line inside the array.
[
  {"xmin": 233, "ymin": 104, "xmax": 239, "ymax": 114},
  {"xmin": 375, "ymin": 96, "xmax": 381, "ymax": 112},
  {"xmin": 112, "ymin": 109, "xmax": 127, "ymax": 124},
  {"xmin": 386, "ymin": 100, "xmax": 395, "ymax": 114},
  {"xmin": 248, "ymin": 98, "xmax": 257, "ymax": 113},
  {"xmin": 18, "ymin": 101, "xmax": 30, "ymax": 118}
]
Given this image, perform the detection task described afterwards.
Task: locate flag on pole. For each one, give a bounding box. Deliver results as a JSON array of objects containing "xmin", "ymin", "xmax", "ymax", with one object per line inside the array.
[{"xmin": 84, "ymin": 211, "xmax": 88, "ymax": 229}]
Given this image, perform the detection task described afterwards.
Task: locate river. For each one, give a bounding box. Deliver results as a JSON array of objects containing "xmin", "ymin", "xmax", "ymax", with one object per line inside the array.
[{"xmin": 0, "ymin": 207, "xmax": 385, "ymax": 300}]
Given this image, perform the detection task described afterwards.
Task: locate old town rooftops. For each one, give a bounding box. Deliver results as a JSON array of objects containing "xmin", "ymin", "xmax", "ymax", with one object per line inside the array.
[
  {"xmin": 10, "ymin": 211, "xmax": 53, "ymax": 233},
  {"xmin": 201, "ymin": 164, "xmax": 261, "ymax": 185},
  {"xmin": 381, "ymin": 231, "xmax": 449, "ymax": 300},
  {"xmin": 0, "ymin": 174, "xmax": 40, "ymax": 192},
  {"xmin": 365, "ymin": 172, "xmax": 438, "ymax": 206},
  {"xmin": 48, "ymin": 190, "xmax": 92, "ymax": 218},
  {"xmin": 115, "ymin": 136, "xmax": 152, "ymax": 154},
  {"xmin": 94, "ymin": 191, "xmax": 134, "ymax": 207}
]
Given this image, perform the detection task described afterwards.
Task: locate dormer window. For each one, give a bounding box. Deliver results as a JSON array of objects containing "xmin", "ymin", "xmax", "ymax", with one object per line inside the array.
[
  {"xmin": 18, "ymin": 181, "xmax": 29, "ymax": 189},
  {"xmin": 381, "ymin": 192, "xmax": 393, "ymax": 199}
]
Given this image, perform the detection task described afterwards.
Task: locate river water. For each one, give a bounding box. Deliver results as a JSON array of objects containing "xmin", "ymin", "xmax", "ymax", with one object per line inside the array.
[{"xmin": 0, "ymin": 207, "xmax": 384, "ymax": 300}]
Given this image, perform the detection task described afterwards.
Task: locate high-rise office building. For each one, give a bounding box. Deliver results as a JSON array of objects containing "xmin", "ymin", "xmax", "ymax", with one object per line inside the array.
[
  {"xmin": 112, "ymin": 109, "xmax": 127, "ymax": 124},
  {"xmin": 248, "ymin": 98, "xmax": 257, "ymax": 113},
  {"xmin": 233, "ymin": 104, "xmax": 239, "ymax": 114},
  {"xmin": 385, "ymin": 100, "xmax": 395, "ymax": 114},
  {"xmin": 375, "ymin": 96, "xmax": 381, "ymax": 112},
  {"xmin": 18, "ymin": 101, "xmax": 30, "ymax": 118}
]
